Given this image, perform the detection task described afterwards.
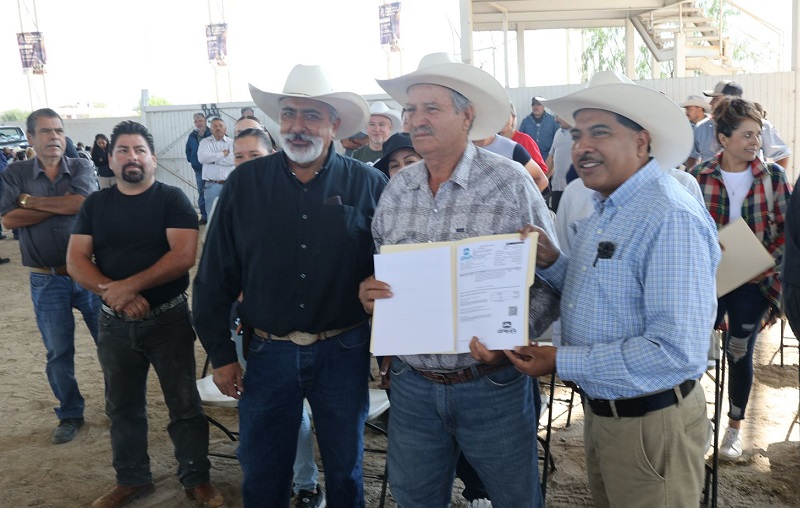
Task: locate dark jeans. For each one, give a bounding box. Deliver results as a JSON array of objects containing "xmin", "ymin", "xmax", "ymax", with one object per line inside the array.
[
  {"xmin": 97, "ymin": 302, "xmax": 210, "ymax": 487},
  {"xmin": 30, "ymin": 273, "xmax": 100, "ymax": 420},
  {"xmin": 716, "ymin": 283, "xmax": 770, "ymax": 421},
  {"xmin": 238, "ymin": 323, "xmax": 370, "ymax": 508}
]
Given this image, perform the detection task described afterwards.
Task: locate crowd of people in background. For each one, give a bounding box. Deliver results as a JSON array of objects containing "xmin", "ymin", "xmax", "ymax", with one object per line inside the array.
[{"xmin": 0, "ymin": 54, "xmax": 797, "ymax": 508}]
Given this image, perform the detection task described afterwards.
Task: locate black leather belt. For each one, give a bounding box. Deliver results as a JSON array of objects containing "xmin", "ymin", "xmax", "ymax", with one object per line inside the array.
[
  {"xmin": 586, "ymin": 379, "xmax": 695, "ymax": 418},
  {"xmin": 101, "ymin": 293, "xmax": 187, "ymax": 322},
  {"xmin": 414, "ymin": 361, "xmax": 511, "ymax": 385},
  {"xmin": 205, "ymin": 179, "xmax": 225, "ymax": 184}
]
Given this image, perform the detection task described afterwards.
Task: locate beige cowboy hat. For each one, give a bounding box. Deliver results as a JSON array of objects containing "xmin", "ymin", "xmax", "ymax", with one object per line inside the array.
[
  {"xmin": 369, "ymin": 101, "xmax": 403, "ymax": 134},
  {"xmin": 680, "ymin": 95, "xmax": 711, "ymax": 112},
  {"xmin": 375, "ymin": 52, "xmax": 510, "ymax": 140},
  {"xmin": 543, "ymin": 70, "xmax": 693, "ymax": 170},
  {"xmin": 249, "ymin": 64, "xmax": 369, "ymax": 140}
]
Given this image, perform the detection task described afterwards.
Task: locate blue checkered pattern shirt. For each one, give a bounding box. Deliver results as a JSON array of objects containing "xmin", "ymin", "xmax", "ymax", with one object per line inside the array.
[{"xmin": 539, "ymin": 159, "xmax": 721, "ymax": 400}]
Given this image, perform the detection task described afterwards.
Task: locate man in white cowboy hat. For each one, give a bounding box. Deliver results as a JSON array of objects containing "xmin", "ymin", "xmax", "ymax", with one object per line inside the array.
[
  {"xmin": 685, "ymin": 79, "xmax": 790, "ymax": 169},
  {"xmin": 359, "ymin": 52, "xmax": 555, "ymax": 507},
  {"xmin": 351, "ymin": 101, "xmax": 402, "ymax": 165},
  {"xmin": 474, "ymin": 70, "xmax": 720, "ymax": 508},
  {"xmin": 192, "ymin": 63, "xmax": 387, "ymax": 508},
  {"xmin": 680, "ymin": 95, "xmax": 711, "ymax": 125}
]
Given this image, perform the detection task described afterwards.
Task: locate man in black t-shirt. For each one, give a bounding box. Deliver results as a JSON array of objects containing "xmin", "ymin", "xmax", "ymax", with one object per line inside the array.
[{"xmin": 67, "ymin": 121, "xmax": 225, "ymax": 508}]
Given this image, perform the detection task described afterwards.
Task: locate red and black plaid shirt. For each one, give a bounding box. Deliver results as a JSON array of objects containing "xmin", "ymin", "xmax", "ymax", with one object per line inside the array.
[{"xmin": 691, "ymin": 154, "xmax": 792, "ymax": 312}]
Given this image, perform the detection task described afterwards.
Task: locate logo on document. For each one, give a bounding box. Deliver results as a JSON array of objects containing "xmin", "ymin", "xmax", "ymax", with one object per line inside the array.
[
  {"xmin": 460, "ymin": 247, "xmax": 472, "ymax": 261},
  {"xmin": 498, "ymin": 321, "xmax": 517, "ymax": 334}
]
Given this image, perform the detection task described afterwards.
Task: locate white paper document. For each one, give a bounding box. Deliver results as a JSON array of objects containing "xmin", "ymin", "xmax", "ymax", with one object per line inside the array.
[
  {"xmin": 716, "ymin": 218, "xmax": 776, "ymax": 297},
  {"xmin": 371, "ymin": 234, "xmax": 536, "ymax": 356}
]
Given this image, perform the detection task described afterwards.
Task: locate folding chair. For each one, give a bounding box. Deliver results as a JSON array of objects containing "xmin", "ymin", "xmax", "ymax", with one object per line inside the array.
[
  {"xmin": 196, "ymin": 373, "xmax": 239, "ymax": 460},
  {"xmin": 702, "ymin": 330, "xmax": 724, "ymax": 508}
]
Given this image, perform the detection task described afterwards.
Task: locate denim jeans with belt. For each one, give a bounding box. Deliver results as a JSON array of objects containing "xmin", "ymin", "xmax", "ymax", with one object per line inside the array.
[
  {"xmin": 237, "ymin": 323, "xmax": 370, "ymax": 507},
  {"xmin": 388, "ymin": 357, "xmax": 543, "ymax": 507},
  {"xmin": 30, "ymin": 272, "xmax": 100, "ymax": 420},
  {"xmin": 97, "ymin": 302, "xmax": 210, "ymax": 488},
  {"xmin": 203, "ymin": 181, "xmax": 224, "ymax": 220}
]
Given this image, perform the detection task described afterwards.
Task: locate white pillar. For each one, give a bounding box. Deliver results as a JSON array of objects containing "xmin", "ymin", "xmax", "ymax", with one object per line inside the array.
[
  {"xmin": 459, "ymin": 0, "xmax": 473, "ymax": 64},
  {"xmin": 674, "ymin": 32, "xmax": 686, "ymax": 78},
  {"xmin": 517, "ymin": 26, "xmax": 526, "ymax": 87},
  {"xmin": 625, "ymin": 19, "xmax": 636, "ymax": 78}
]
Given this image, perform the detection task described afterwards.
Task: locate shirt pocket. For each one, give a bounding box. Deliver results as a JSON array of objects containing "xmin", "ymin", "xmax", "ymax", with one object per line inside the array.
[{"xmin": 592, "ymin": 258, "xmax": 641, "ymax": 321}]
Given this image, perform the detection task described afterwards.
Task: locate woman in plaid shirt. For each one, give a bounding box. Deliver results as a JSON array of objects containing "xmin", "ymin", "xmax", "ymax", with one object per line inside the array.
[{"xmin": 690, "ymin": 97, "xmax": 792, "ymax": 461}]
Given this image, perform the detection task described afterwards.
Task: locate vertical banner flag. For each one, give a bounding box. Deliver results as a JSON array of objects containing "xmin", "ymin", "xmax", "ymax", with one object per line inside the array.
[
  {"xmin": 17, "ymin": 32, "xmax": 47, "ymax": 75},
  {"xmin": 206, "ymin": 24, "xmax": 228, "ymax": 66},
  {"xmin": 379, "ymin": 2, "xmax": 401, "ymax": 52}
]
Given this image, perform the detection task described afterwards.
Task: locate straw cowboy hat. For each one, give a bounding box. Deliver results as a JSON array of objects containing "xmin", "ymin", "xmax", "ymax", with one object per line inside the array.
[
  {"xmin": 369, "ymin": 101, "xmax": 403, "ymax": 134},
  {"xmin": 375, "ymin": 52, "xmax": 510, "ymax": 140},
  {"xmin": 249, "ymin": 64, "xmax": 369, "ymax": 140},
  {"xmin": 543, "ymin": 70, "xmax": 693, "ymax": 170},
  {"xmin": 680, "ymin": 95, "xmax": 711, "ymax": 112}
]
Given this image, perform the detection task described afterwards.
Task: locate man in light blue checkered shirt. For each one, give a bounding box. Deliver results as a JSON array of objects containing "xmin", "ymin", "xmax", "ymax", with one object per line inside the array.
[{"xmin": 474, "ymin": 71, "xmax": 721, "ymax": 508}]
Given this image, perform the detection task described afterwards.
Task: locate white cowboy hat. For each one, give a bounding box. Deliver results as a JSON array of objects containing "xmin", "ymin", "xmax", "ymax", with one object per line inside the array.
[
  {"xmin": 375, "ymin": 52, "xmax": 510, "ymax": 140},
  {"xmin": 249, "ymin": 64, "xmax": 369, "ymax": 140},
  {"xmin": 369, "ymin": 101, "xmax": 402, "ymax": 134},
  {"xmin": 543, "ymin": 70, "xmax": 692, "ymax": 170},
  {"xmin": 680, "ymin": 95, "xmax": 711, "ymax": 112}
]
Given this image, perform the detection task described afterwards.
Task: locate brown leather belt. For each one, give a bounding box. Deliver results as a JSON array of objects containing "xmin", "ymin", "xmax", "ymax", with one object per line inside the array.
[
  {"xmin": 414, "ymin": 360, "xmax": 511, "ymax": 385},
  {"xmin": 253, "ymin": 322, "xmax": 364, "ymax": 346},
  {"xmin": 30, "ymin": 265, "xmax": 69, "ymax": 276},
  {"xmin": 205, "ymin": 179, "xmax": 226, "ymax": 184}
]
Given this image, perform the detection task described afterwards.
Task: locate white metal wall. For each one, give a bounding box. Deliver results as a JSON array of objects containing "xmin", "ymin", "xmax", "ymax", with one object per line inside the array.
[
  {"xmin": 139, "ymin": 71, "xmax": 796, "ymax": 210},
  {"xmin": 508, "ymin": 71, "xmax": 797, "ymax": 182}
]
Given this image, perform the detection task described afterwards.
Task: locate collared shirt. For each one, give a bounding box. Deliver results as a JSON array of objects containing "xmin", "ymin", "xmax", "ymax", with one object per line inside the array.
[
  {"xmin": 193, "ymin": 145, "xmax": 387, "ymax": 368},
  {"xmin": 548, "ymin": 128, "xmax": 573, "ymax": 192},
  {"xmin": 197, "ymin": 135, "xmax": 235, "ymax": 181},
  {"xmin": 372, "ymin": 142, "xmax": 555, "ymax": 372},
  {"xmin": 0, "ymin": 157, "xmax": 97, "ymax": 267},
  {"xmin": 519, "ymin": 112, "xmax": 559, "ymax": 156},
  {"xmin": 539, "ymin": 159, "xmax": 721, "ymax": 400},
  {"xmin": 690, "ymin": 154, "xmax": 790, "ymax": 310},
  {"xmin": 690, "ymin": 116, "xmax": 790, "ymax": 163}
]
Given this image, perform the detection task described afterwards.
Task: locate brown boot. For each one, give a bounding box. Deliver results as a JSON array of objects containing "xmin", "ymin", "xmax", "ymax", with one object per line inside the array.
[
  {"xmin": 91, "ymin": 484, "xmax": 155, "ymax": 508},
  {"xmin": 185, "ymin": 482, "xmax": 226, "ymax": 508}
]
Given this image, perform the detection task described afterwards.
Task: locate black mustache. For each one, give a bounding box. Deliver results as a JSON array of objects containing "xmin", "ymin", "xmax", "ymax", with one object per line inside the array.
[{"xmin": 123, "ymin": 162, "xmax": 144, "ymax": 171}]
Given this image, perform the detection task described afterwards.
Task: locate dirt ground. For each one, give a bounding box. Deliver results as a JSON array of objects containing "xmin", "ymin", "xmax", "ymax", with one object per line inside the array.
[{"xmin": 1, "ymin": 231, "xmax": 798, "ymax": 507}]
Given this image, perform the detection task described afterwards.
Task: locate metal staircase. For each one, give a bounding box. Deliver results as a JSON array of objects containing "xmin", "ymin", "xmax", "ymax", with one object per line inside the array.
[{"xmin": 630, "ymin": 0, "xmax": 738, "ymax": 75}]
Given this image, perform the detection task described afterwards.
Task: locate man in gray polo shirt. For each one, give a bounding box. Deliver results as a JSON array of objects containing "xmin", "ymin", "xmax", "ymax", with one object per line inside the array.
[{"xmin": 0, "ymin": 108, "xmax": 100, "ymax": 444}]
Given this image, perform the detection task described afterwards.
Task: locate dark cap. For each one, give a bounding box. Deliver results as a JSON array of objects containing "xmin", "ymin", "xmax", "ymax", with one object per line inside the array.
[
  {"xmin": 531, "ymin": 96, "xmax": 546, "ymax": 106},
  {"xmin": 703, "ymin": 80, "xmax": 743, "ymax": 98},
  {"xmin": 374, "ymin": 132, "xmax": 415, "ymax": 176}
]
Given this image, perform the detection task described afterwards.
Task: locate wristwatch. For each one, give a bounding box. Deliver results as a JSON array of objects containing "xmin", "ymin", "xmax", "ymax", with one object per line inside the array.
[{"xmin": 19, "ymin": 194, "xmax": 30, "ymax": 208}]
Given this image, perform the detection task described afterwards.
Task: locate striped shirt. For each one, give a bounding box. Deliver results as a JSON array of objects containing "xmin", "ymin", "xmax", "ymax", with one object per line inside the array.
[
  {"xmin": 372, "ymin": 142, "xmax": 555, "ymax": 371},
  {"xmin": 539, "ymin": 159, "xmax": 721, "ymax": 400}
]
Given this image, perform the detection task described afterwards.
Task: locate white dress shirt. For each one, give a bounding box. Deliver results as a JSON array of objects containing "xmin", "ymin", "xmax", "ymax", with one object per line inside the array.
[{"xmin": 198, "ymin": 135, "xmax": 235, "ymax": 181}]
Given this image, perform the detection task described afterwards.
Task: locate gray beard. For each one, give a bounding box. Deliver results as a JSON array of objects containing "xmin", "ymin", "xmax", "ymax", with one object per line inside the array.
[{"xmin": 280, "ymin": 134, "xmax": 325, "ymax": 164}]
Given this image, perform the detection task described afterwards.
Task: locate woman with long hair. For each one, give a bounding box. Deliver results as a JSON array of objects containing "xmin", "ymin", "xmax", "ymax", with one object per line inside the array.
[
  {"xmin": 91, "ymin": 133, "xmax": 113, "ymax": 189},
  {"xmin": 690, "ymin": 97, "xmax": 792, "ymax": 460}
]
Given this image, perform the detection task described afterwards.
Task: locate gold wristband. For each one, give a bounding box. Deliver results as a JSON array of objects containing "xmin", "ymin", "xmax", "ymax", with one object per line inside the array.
[{"xmin": 20, "ymin": 194, "xmax": 30, "ymax": 208}]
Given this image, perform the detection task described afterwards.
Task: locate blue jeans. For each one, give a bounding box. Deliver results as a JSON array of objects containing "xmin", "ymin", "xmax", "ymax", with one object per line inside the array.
[
  {"xmin": 30, "ymin": 273, "xmax": 100, "ymax": 420},
  {"xmin": 194, "ymin": 169, "xmax": 206, "ymax": 220},
  {"xmin": 97, "ymin": 302, "xmax": 211, "ymax": 487},
  {"xmin": 238, "ymin": 323, "xmax": 370, "ymax": 508},
  {"xmin": 388, "ymin": 358, "xmax": 543, "ymax": 507},
  {"xmin": 232, "ymin": 332, "xmax": 319, "ymax": 494},
  {"xmin": 716, "ymin": 283, "xmax": 770, "ymax": 421},
  {"xmin": 203, "ymin": 181, "xmax": 223, "ymax": 220}
]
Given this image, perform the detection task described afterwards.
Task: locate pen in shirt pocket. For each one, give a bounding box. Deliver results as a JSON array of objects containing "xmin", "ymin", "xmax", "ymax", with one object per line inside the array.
[{"xmin": 593, "ymin": 241, "xmax": 616, "ymax": 267}]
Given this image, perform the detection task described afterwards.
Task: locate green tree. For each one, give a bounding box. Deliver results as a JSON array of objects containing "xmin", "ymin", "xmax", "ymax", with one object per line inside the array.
[
  {"xmin": 134, "ymin": 95, "xmax": 172, "ymax": 114},
  {"xmin": 0, "ymin": 109, "xmax": 30, "ymax": 122}
]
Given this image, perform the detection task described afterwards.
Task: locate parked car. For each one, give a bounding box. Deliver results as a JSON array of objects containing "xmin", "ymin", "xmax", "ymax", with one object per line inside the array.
[{"xmin": 0, "ymin": 125, "xmax": 28, "ymax": 152}]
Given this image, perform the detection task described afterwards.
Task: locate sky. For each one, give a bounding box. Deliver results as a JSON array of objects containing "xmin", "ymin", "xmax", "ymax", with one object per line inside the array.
[{"xmin": 0, "ymin": 0, "xmax": 792, "ymax": 114}]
